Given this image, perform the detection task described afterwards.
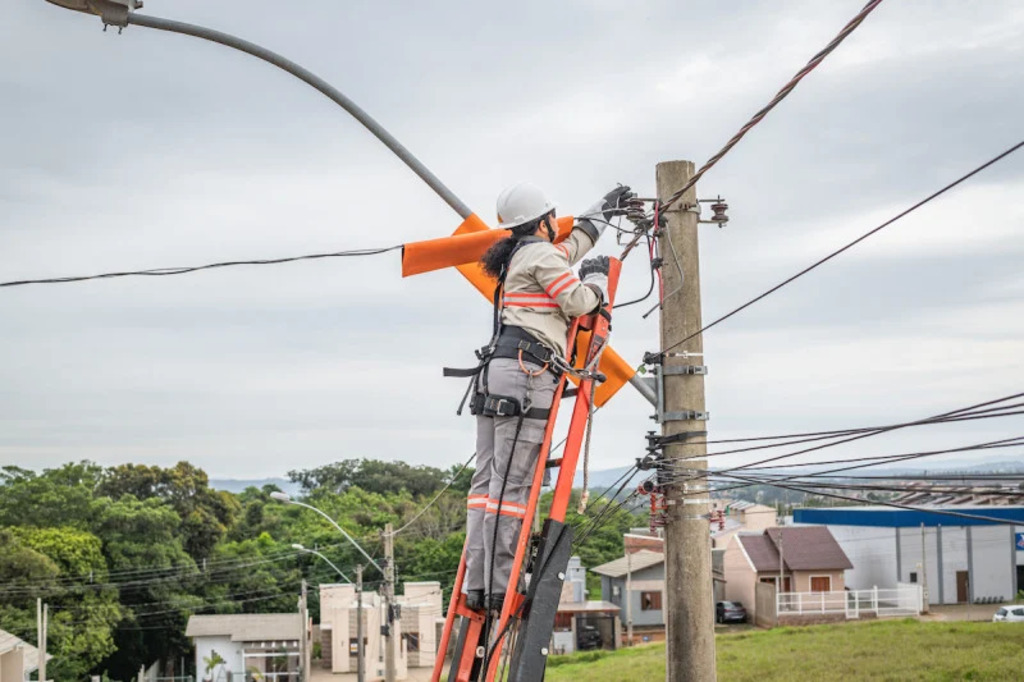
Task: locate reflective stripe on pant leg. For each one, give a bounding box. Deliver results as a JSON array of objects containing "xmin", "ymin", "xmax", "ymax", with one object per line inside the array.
[
  {"xmin": 464, "ymin": 413, "xmax": 494, "ymax": 593},
  {"xmin": 482, "ymin": 358, "xmax": 557, "ymax": 597}
]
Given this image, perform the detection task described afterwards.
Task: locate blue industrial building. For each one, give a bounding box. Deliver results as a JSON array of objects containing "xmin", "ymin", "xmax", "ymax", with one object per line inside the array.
[{"xmin": 793, "ymin": 506, "xmax": 1024, "ymax": 605}]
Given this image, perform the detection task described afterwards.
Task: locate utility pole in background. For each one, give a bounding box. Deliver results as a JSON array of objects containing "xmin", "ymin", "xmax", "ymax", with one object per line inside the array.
[
  {"xmin": 920, "ymin": 523, "xmax": 930, "ymax": 614},
  {"xmin": 356, "ymin": 565, "xmax": 365, "ymax": 682},
  {"xmin": 382, "ymin": 524, "xmax": 397, "ymax": 682},
  {"xmin": 626, "ymin": 550, "xmax": 634, "ymax": 646},
  {"xmin": 37, "ymin": 598, "xmax": 48, "ymax": 682},
  {"xmin": 656, "ymin": 160, "xmax": 716, "ymax": 682},
  {"xmin": 299, "ymin": 580, "xmax": 308, "ymax": 682}
]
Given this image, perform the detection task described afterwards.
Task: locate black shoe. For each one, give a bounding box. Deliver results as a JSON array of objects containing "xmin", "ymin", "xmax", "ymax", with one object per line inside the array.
[
  {"xmin": 465, "ymin": 589, "xmax": 485, "ymax": 610},
  {"xmin": 487, "ymin": 593, "xmax": 504, "ymax": 614}
]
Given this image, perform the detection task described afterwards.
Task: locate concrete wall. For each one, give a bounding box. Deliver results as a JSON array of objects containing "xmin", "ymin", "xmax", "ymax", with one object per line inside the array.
[
  {"xmin": 811, "ymin": 522, "xmax": 1024, "ymax": 606},
  {"xmin": 828, "ymin": 525, "xmax": 897, "ymax": 591},
  {"xmin": 723, "ymin": 537, "xmax": 757, "ymax": 616},
  {"xmin": 194, "ymin": 635, "xmax": 241, "ymax": 682},
  {"xmin": 1, "ymin": 647, "xmax": 25, "ymax": 682}
]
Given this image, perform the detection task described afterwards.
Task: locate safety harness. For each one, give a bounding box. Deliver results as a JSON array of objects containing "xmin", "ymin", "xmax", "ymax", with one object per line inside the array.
[{"xmin": 443, "ymin": 237, "xmax": 562, "ymax": 421}]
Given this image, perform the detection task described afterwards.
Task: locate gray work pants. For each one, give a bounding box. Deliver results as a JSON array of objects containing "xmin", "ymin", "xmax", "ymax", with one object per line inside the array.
[{"xmin": 463, "ymin": 358, "xmax": 557, "ymax": 597}]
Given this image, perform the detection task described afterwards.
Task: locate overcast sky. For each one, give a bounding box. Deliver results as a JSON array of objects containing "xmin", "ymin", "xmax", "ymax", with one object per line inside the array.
[{"xmin": 2, "ymin": 0, "xmax": 1022, "ymax": 480}]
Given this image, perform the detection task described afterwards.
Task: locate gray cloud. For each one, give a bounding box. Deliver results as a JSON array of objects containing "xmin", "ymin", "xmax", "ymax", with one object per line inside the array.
[{"xmin": 2, "ymin": 0, "xmax": 1022, "ymax": 477}]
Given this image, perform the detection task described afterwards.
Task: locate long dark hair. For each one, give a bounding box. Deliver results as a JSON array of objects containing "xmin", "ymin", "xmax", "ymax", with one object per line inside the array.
[{"xmin": 480, "ymin": 213, "xmax": 550, "ymax": 279}]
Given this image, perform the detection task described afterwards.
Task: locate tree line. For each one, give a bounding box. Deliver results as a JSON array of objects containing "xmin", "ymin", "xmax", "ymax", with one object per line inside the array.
[{"xmin": 0, "ymin": 459, "xmax": 641, "ymax": 681}]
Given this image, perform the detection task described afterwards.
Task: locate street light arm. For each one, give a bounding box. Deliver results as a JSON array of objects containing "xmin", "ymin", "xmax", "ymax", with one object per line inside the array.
[
  {"xmin": 304, "ymin": 549, "xmax": 352, "ymax": 584},
  {"xmin": 123, "ymin": 12, "xmax": 472, "ymax": 220},
  {"xmin": 285, "ymin": 499, "xmax": 383, "ymax": 573}
]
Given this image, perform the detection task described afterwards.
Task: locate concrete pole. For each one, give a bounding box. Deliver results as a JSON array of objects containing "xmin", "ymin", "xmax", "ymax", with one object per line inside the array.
[
  {"xmin": 299, "ymin": 577, "xmax": 305, "ymax": 679},
  {"xmin": 41, "ymin": 601, "xmax": 48, "ymax": 682},
  {"xmin": 656, "ymin": 160, "xmax": 716, "ymax": 682},
  {"xmin": 920, "ymin": 523, "xmax": 930, "ymax": 613},
  {"xmin": 626, "ymin": 550, "xmax": 634, "ymax": 646},
  {"xmin": 356, "ymin": 565, "xmax": 365, "ymax": 682},
  {"xmin": 383, "ymin": 524, "xmax": 397, "ymax": 682}
]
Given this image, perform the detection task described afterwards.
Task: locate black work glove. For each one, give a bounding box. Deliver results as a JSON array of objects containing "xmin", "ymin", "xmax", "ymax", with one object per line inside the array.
[
  {"xmin": 579, "ymin": 256, "xmax": 610, "ymax": 279},
  {"xmin": 601, "ymin": 185, "xmax": 635, "ymax": 221}
]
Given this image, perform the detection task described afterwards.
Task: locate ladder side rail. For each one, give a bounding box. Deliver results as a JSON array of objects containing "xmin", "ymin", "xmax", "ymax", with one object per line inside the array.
[{"xmin": 431, "ymin": 538, "xmax": 469, "ymax": 682}]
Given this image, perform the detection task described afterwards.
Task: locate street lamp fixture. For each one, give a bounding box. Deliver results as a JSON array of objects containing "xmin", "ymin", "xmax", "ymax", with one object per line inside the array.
[
  {"xmin": 291, "ymin": 543, "xmax": 352, "ymax": 584},
  {"xmin": 270, "ymin": 492, "xmax": 382, "ymax": 573}
]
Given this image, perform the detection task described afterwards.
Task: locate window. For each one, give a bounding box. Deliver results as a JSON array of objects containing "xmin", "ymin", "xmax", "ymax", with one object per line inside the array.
[
  {"xmin": 404, "ymin": 632, "xmax": 419, "ymax": 653},
  {"xmin": 553, "ymin": 613, "xmax": 573, "ymax": 632},
  {"xmin": 641, "ymin": 591, "xmax": 662, "ymax": 611},
  {"xmin": 810, "ymin": 576, "xmax": 831, "ymax": 593},
  {"xmin": 909, "ymin": 572, "xmax": 918, "ymax": 584}
]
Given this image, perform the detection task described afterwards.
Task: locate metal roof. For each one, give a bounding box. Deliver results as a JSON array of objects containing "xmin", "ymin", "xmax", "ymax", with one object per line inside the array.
[
  {"xmin": 185, "ymin": 614, "xmax": 301, "ymax": 642},
  {"xmin": 794, "ymin": 505, "xmax": 1024, "ymax": 528},
  {"xmin": 590, "ymin": 550, "xmax": 664, "ymax": 578}
]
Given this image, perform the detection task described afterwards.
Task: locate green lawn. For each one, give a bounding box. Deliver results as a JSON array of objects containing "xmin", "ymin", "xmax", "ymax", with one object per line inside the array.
[{"xmin": 545, "ymin": 620, "xmax": 1024, "ymax": 681}]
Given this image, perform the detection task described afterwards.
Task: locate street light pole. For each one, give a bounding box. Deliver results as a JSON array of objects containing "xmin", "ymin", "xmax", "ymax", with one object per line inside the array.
[
  {"xmin": 291, "ymin": 544, "xmax": 352, "ymax": 584},
  {"xmin": 272, "ymin": 493, "xmax": 382, "ymax": 574}
]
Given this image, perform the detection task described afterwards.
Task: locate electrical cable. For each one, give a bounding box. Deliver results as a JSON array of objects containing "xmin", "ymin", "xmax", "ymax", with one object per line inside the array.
[
  {"xmin": 659, "ymin": 139, "xmax": 1024, "ymax": 355},
  {"xmin": 0, "ymin": 245, "xmax": 403, "ymax": 289},
  {"xmin": 620, "ymin": 0, "xmax": 888, "ymax": 261},
  {"xmin": 702, "ymin": 391, "xmax": 1024, "ymax": 476},
  {"xmin": 391, "ymin": 452, "xmax": 476, "ymax": 536},
  {"xmin": 716, "ymin": 472, "xmax": 1024, "ymax": 527}
]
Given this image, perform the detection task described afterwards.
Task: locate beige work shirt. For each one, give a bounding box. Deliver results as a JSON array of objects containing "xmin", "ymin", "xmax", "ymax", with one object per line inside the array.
[{"xmin": 500, "ymin": 227, "xmax": 601, "ymax": 358}]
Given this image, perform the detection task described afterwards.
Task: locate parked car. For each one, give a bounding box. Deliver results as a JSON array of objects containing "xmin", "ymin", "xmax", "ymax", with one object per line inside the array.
[
  {"xmin": 577, "ymin": 624, "xmax": 603, "ymax": 651},
  {"xmin": 992, "ymin": 605, "xmax": 1024, "ymax": 622},
  {"xmin": 716, "ymin": 601, "xmax": 747, "ymax": 624}
]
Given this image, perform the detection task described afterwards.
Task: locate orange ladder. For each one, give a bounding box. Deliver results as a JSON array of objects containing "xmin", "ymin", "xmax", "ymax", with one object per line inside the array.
[{"xmin": 432, "ymin": 259, "xmax": 623, "ymax": 682}]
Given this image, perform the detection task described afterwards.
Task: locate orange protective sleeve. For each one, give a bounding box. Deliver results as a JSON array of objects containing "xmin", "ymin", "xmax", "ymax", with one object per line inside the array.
[{"xmin": 401, "ymin": 215, "xmax": 577, "ymax": 277}]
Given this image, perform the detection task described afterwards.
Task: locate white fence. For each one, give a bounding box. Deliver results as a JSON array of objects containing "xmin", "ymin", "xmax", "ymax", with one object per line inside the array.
[{"xmin": 777, "ymin": 584, "xmax": 922, "ymax": 619}]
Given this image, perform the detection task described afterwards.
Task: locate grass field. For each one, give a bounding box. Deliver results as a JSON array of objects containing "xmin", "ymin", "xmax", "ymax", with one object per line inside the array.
[{"xmin": 544, "ymin": 619, "xmax": 1024, "ymax": 681}]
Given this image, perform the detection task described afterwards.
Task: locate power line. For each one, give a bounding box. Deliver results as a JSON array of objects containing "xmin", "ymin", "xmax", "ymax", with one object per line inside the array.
[
  {"xmin": 717, "ymin": 472, "xmax": 1024, "ymax": 527},
  {"xmin": 0, "ymin": 245, "xmax": 402, "ymax": 289},
  {"xmin": 660, "ymin": 139, "xmax": 1024, "ymax": 355},
  {"xmin": 391, "ymin": 452, "xmax": 475, "ymax": 537},
  {"xmin": 659, "ymin": 0, "xmax": 887, "ymax": 210},
  {"xmin": 619, "ymin": 0, "xmax": 888, "ymax": 262},
  {"xmin": 704, "ymin": 391, "xmax": 1024, "ymax": 476}
]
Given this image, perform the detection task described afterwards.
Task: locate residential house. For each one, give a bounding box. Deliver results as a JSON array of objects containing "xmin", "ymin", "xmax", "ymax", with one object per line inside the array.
[
  {"xmin": 551, "ymin": 556, "xmax": 620, "ymax": 655},
  {"xmin": 723, "ymin": 527, "xmax": 853, "ymax": 620},
  {"xmin": 591, "ymin": 550, "xmax": 726, "ymax": 642},
  {"xmin": 710, "ymin": 501, "xmax": 778, "ymax": 548},
  {"xmin": 319, "ymin": 581, "xmax": 442, "ymax": 679},
  {"xmin": 0, "ymin": 629, "xmax": 47, "ymax": 682},
  {"xmin": 186, "ymin": 614, "xmax": 304, "ymax": 682}
]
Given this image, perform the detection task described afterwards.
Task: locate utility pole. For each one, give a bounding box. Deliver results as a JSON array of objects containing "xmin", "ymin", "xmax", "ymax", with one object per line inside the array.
[
  {"xmin": 299, "ymin": 580, "xmax": 308, "ymax": 682},
  {"xmin": 625, "ymin": 549, "xmax": 634, "ymax": 646},
  {"xmin": 356, "ymin": 564, "xmax": 365, "ymax": 682},
  {"xmin": 37, "ymin": 598, "xmax": 48, "ymax": 682},
  {"xmin": 382, "ymin": 524, "xmax": 397, "ymax": 682},
  {"xmin": 657, "ymin": 160, "xmax": 716, "ymax": 682},
  {"xmin": 920, "ymin": 523, "xmax": 930, "ymax": 614}
]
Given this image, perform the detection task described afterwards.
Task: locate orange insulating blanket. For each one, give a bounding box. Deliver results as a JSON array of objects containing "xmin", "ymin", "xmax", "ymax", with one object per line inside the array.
[
  {"xmin": 401, "ymin": 214, "xmax": 576, "ymax": 277},
  {"xmin": 407, "ymin": 213, "xmax": 635, "ymax": 407}
]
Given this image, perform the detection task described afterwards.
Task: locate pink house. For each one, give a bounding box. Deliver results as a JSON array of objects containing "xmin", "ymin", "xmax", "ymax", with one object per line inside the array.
[{"xmin": 723, "ymin": 527, "xmax": 853, "ymax": 619}]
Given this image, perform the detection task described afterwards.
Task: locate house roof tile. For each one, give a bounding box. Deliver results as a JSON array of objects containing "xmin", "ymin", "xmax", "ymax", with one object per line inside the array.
[{"xmin": 738, "ymin": 527, "xmax": 852, "ymax": 572}]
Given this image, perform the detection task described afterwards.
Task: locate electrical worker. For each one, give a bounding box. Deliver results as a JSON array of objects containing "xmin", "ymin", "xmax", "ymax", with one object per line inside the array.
[{"xmin": 459, "ymin": 181, "xmax": 633, "ymax": 612}]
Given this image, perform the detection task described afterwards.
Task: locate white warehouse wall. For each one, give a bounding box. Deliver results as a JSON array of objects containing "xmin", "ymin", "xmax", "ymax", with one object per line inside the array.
[{"xmin": 194, "ymin": 635, "xmax": 242, "ymax": 682}]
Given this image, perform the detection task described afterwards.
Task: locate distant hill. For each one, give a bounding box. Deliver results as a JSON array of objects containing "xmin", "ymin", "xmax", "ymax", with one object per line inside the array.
[{"xmin": 210, "ymin": 477, "xmax": 301, "ymax": 496}]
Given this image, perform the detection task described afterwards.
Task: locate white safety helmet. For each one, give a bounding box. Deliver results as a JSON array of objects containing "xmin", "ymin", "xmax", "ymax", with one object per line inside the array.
[{"xmin": 495, "ymin": 182, "xmax": 557, "ymax": 229}]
